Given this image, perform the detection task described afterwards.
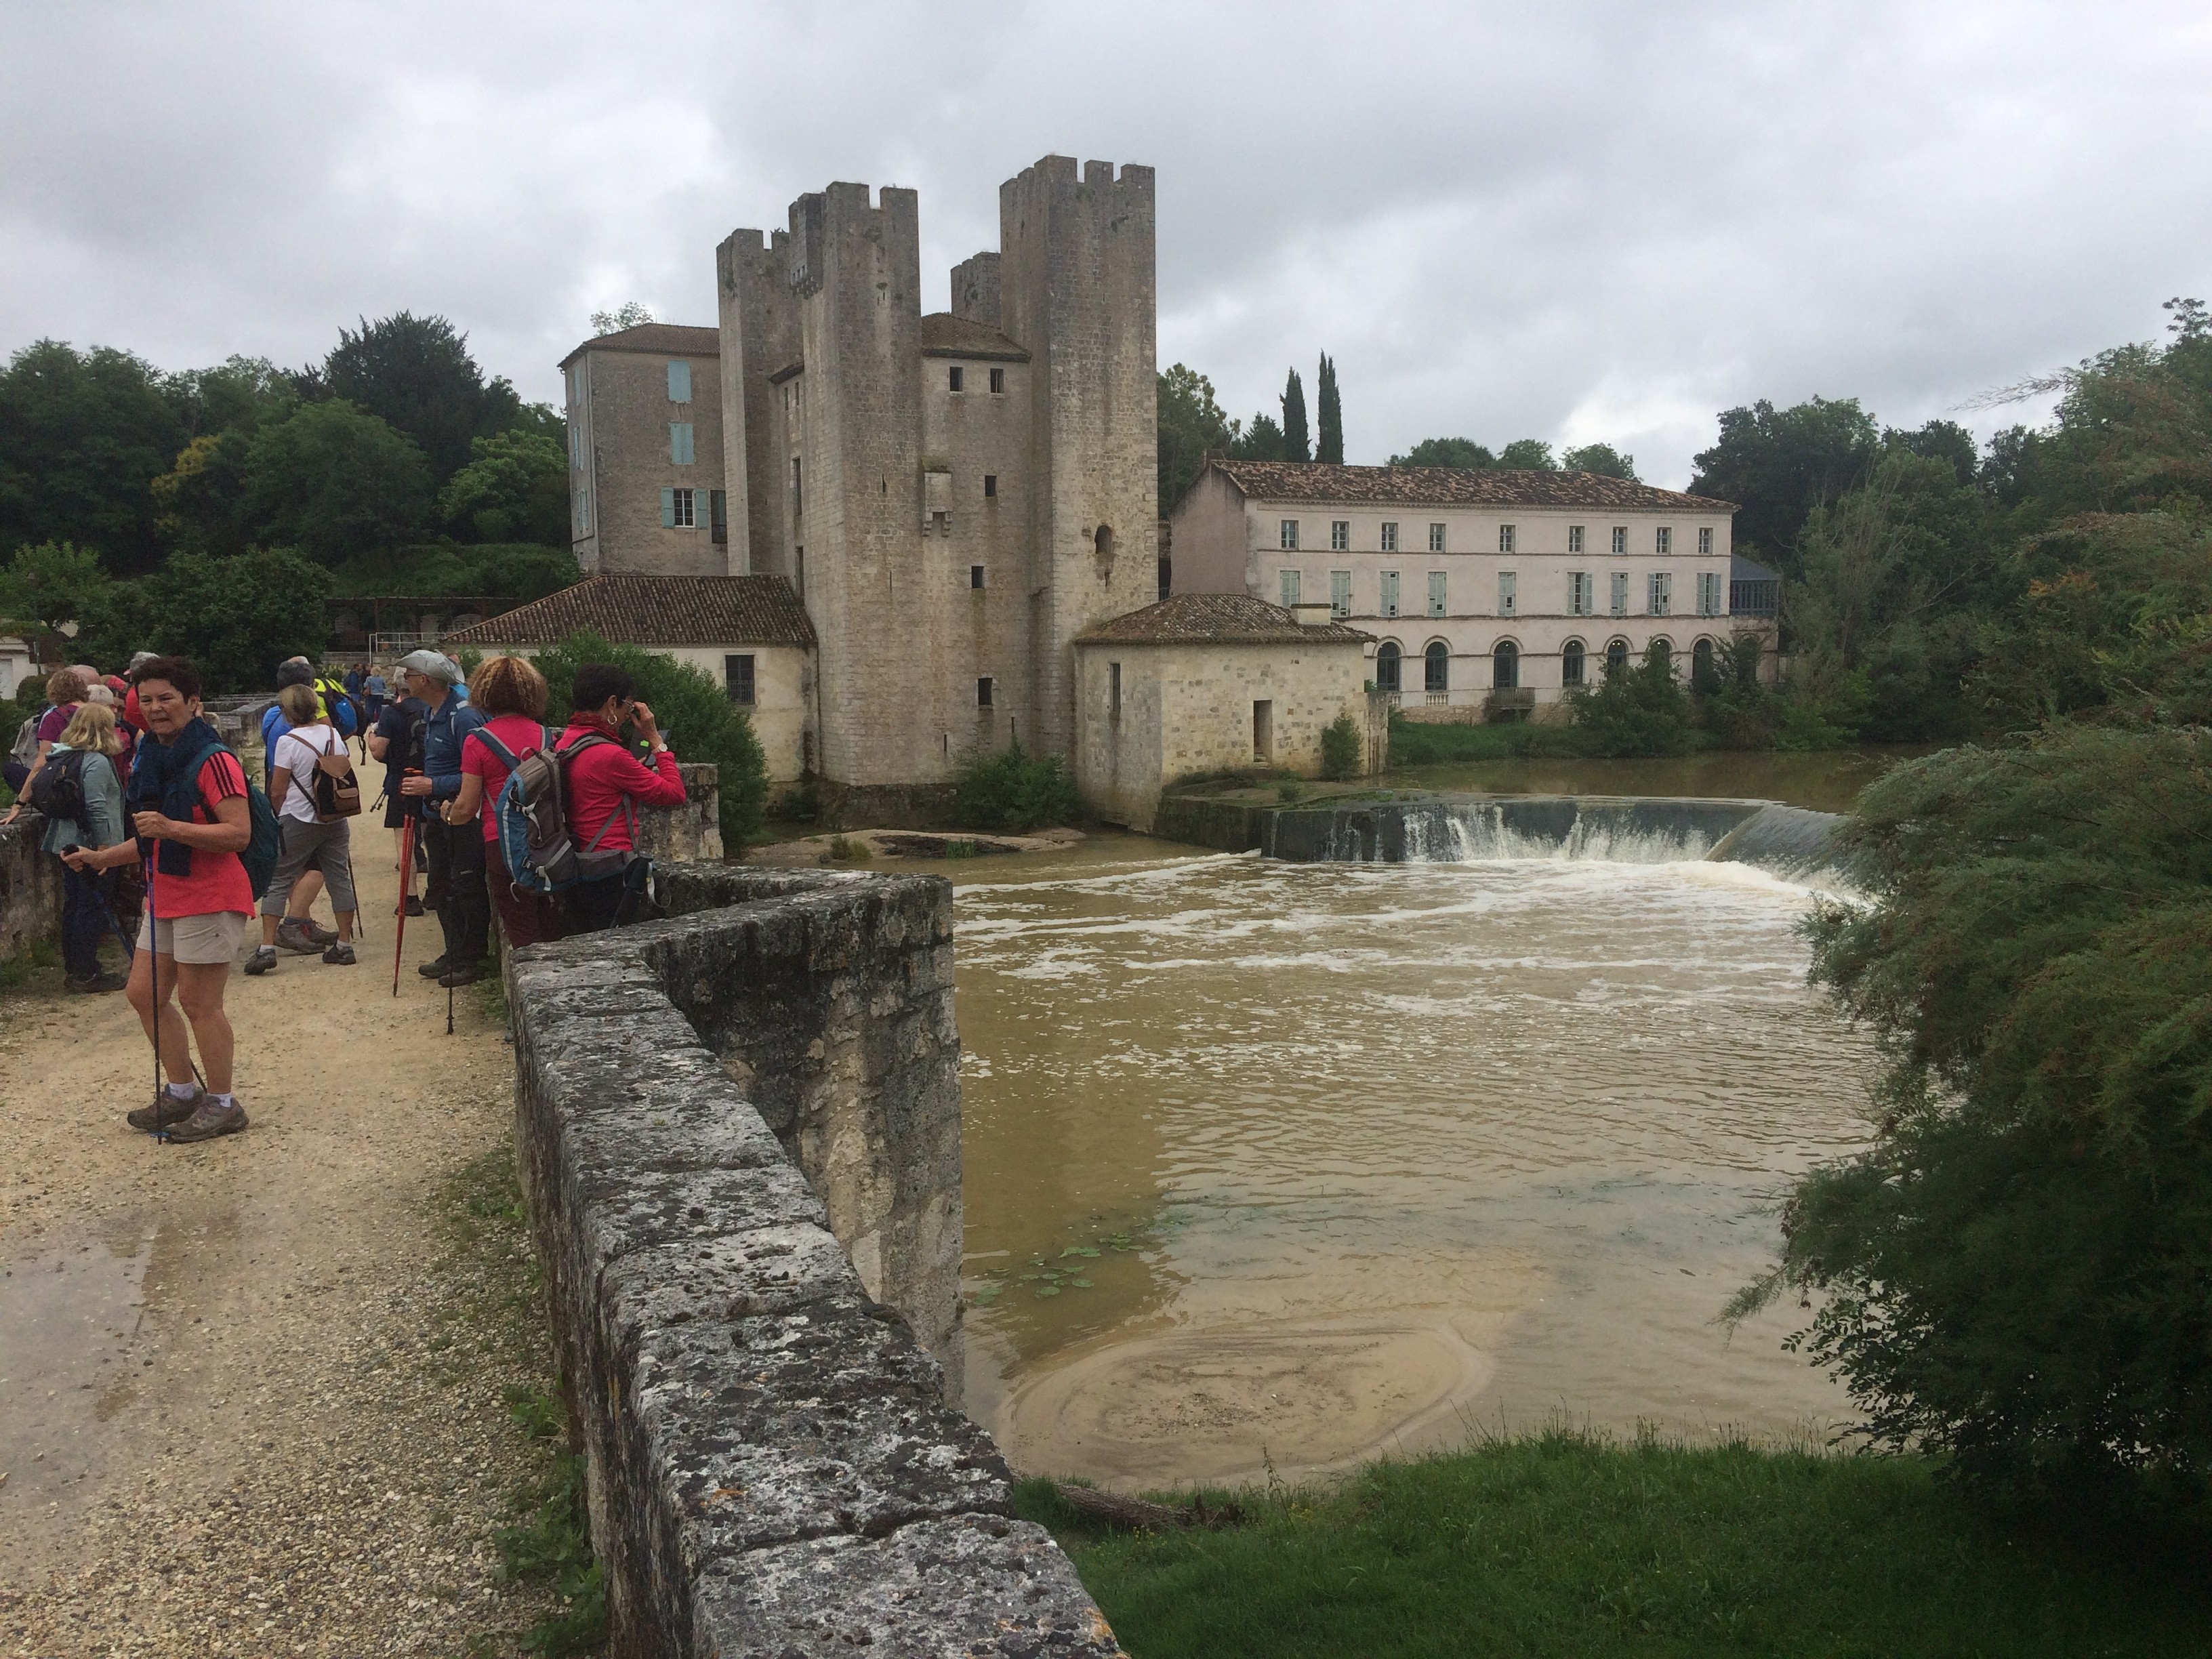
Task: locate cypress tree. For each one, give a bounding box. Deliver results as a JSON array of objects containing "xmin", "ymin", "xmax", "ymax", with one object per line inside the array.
[
  {"xmin": 1281, "ymin": 368, "xmax": 1310, "ymax": 463},
  {"xmin": 1316, "ymin": 353, "xmax": 1343, "ymax": 464}
]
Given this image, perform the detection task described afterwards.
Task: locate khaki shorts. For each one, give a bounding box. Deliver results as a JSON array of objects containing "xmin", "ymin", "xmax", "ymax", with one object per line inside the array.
[{"xmin": 136, "ymin": 909, "xmax": 247, "ymax": 965}]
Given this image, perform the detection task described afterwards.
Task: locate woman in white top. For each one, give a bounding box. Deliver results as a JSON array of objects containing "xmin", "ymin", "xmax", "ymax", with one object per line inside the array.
[{"xmin": 245, "ymin": 683, "xmax": 361, "ymax": 975}]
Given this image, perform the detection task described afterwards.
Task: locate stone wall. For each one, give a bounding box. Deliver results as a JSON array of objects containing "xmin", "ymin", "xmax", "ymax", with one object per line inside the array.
[
  {"xmin": 508, "ymin": 864, "xmax": 1120, "ymax": 1657},
  {"xmin": 632, "ymin": 762, "xmax": 724, "ymax": 863},
  {"xmin": 0, "ymin": 814, "xmax": 61, "ymax": 961}
]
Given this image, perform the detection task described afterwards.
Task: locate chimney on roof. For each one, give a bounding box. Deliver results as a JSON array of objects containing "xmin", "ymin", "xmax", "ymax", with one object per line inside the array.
[{"xmin": 1292, "ymin": 602, "xmax": 1332, "ymax": 628}]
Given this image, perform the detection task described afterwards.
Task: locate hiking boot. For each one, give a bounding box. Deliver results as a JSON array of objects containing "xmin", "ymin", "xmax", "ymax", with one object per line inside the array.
[
  {"xmin": 403, "ymin": 896, "xmax": 425, "ymax": 917},
  {"xmin": 323, "ymin": 941, "xmax": 357, "ymax": 966},
  {"xmin": 244, "ymin": 945, "xmax": 279, "ymax": 976},
  {"xmin": 304, "ymin": 920, "xmax": 339, "ymax": 947},
  {"xmin": 165, "ymin": 1096, "xmax": 249, "ymax": 1143},
  {"xmin": 275, "ymin": 918, "xmax": 321, "ymax": 954},
  {"xmin": 438, "ymin": 961, "xmax": 491, "ymax": 988},
  {"xmin": 66, "ymin": 970, "xmax": 128, "ymax": 994},
  {"xmin": 127, "ymin": 1084, "xmax": 203, "ymax": 1133},
  {"xmin": 417, "ymin": 955, "xmax": 450, "ymax": 978}
]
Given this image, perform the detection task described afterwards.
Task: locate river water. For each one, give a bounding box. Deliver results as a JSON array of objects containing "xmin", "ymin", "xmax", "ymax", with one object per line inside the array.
[{"xmin": 952, "ymin": 836, "xmax": 1874, "ymax": 1488}]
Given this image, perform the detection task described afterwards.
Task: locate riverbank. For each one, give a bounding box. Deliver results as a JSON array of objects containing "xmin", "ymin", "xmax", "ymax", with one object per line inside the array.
[{"xmin": 1020, "ymin": 1431, "xmax": 2211, "ymax": 1658}]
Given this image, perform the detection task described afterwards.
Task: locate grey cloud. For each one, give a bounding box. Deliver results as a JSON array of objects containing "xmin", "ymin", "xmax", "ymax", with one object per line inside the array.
[{"xmin": 2, "ymin": 0, "xmax": 2206, "ymax": 485}]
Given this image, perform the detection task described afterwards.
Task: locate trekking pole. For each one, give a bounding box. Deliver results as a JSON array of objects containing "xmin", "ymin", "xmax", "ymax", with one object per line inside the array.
[
  {"xmin": 146, "ymin": 854, "xmax": 169, "ymax": 1145},
  {"xmin": 392, "ymin": 806, "xmax": 417, "ymax": 997}
]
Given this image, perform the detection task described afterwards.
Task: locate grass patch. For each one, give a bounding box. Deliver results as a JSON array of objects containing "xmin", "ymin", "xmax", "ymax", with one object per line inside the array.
[
  {"xmin": 1019, "ymin": 1429, "xmax": 2212, "ymax": 1658},
  {"xmin": 0, "ymin": 935, "xmax": 63, "ymax": 996},
  {"xmin": 1387, "ymin": 716, "xmax": 1594, "ymax": 766},
  {"xmin": 436, "ymin": 1145, "xmax": 608, "ymax": 1659}
]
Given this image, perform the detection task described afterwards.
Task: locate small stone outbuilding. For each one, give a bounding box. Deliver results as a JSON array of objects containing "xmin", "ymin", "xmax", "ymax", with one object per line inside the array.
[
  {"xmin": 1072, "ymin": 593, "xmax": 1382, "ymax": 832},
  {"xmin": 443, "ymin": 573, "xmax": 817, "ymax": 782}
]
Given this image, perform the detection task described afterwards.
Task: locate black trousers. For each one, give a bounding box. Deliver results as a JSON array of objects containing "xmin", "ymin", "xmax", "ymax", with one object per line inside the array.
[{"xmin": 421, "ymin": 814, "xmax": 491, "ymax": 968}]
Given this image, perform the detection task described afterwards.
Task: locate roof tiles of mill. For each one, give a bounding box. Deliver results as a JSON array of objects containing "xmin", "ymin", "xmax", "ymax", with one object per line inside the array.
[
  {"xmin": 1075, "ymin": 593, "xmax": 1374, "ymax": 647},
  {"xmin": 443, "ymin": 574, "xmax": 819, "ymax": 649},
  {"xmin": 558, "ymin": 323, "xmax": 722, "ymax": 367},
  {"xmin": 916, "ymin": 313, "xmax": 1031, "ymax": 361},
  {"xmin": 1208, "ymin": 460, "xmax": 1737, "ymax": 514}
]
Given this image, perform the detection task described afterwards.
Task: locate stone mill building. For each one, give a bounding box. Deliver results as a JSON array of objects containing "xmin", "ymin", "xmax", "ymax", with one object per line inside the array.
[{"xmin": 462, "ymin": 152, "xmax": 1381, "ymax": 823}]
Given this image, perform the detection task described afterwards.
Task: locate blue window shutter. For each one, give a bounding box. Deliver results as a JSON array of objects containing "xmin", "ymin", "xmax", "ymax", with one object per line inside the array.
[
  {"xmin": 671, "ymin": 422, "xmax": 694, "ymax": 465},
  {"xmin": 661, "ymin": 487, "xmax": 675, "ymax": 527},
  {"xmin": 668, "ymin": 360, "xmax": 690, "ymax": 403}
]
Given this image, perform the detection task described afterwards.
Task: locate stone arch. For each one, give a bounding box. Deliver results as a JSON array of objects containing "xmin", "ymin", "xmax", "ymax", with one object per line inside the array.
[{"xmin": 1423, "ymin": 639, "xmax": 1450, "ymax": 694}]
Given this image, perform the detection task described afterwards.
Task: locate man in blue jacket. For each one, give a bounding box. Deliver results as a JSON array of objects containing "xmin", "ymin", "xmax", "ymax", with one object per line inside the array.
[{"xmin": 394, "ymin": 649, "xmax": 489, "ymax": 987}]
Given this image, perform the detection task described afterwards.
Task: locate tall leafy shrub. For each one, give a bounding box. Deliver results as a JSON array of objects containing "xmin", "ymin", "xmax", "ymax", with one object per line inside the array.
[{"xmin": 949, "ymin": 743, "xmax": 1077, "ymax": 833}]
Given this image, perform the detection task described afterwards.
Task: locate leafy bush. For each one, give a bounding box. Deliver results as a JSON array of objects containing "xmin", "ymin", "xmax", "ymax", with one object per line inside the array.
[
  {"xmin": 1735, "ymin": 724, "xmax": 2212, "ymax": 1502},
  {"xmin": 69, "ymin": 546, "xmax": 333, "ymax": 693},
  {"xmin": 950, "ymin": 743, "xmax": 1078, "ymax": 833},
  {"xmin": 1319, "ymin": 712, "xmax": 1362, "ymax": 779},
  {"xmin": 327, "ymin": 541, "xmax": 579, "ymax": 599},
  {"xmin": 529, "ymin": 630, "xmax": 767, "ymax": 849},
  {"xmin": 1566, "ymin": 641, "xmax": 1696, "ymax": 756}
]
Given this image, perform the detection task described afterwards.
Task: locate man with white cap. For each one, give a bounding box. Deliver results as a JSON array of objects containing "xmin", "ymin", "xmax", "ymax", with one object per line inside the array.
[{"xmin": 394, "ymin": 649, "xmax": 490, "ymax": 986}]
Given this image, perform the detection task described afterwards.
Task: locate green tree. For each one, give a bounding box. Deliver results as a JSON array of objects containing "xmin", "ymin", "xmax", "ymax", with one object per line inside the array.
[
  {"xmin": 1559, "ymin": 442, "xmax": 1638, "ymax": 479},
  {"xmin": 950, "ymin": 743, "xmax": 1078, "ymax": 832},
  {"xmin": 319, "ymin": 312, "xmax": 525, "ymax": 485},
  {"xmin": 241, "ymin": 400, "xmax": 432, "ymax": 565},
  {"xmin": 1157, "ymin": 364, "xmax": 1239, "ymax": 510},
  {"xmin": 152, "ymin": 430, "xmax": 257, "ymax": 555},
  {"xmin": 1498, "ymin": 438, "xmax": 1556, "ymax": 470},
  {"xmin": 589, "ymin": 302, "xmax": 655, "ymax": 335},
  {"xmin": 1567, "ymin": 640, "xmax": 1694, "ymax": 756},
  {"xmin": 88, "ymin": 547, "xmax": 333, "ymax": 692},
  {"xmin": 0, "ymin": 340, "xmax": 187, "ymax": 573},
  {"xmin": 528, "ymin": 630, "xmax": 768, "ymax": 848},
  {"xmin": 436, "ymin": 429, "xmax": 568, "ymax": 545},
  {"xmin": 1734, "ymin": 726, "xmax": 2212, "ymax": 1501},
  {"xmin": 1315, "ymin": 353, "xmax": 1343, "ymax": 464},
  {"xmin": 1280, "ymin": 368, "xmax": 1311, "ymax": 463},
  {"xmin": 1319, "ymin": 711, "xmax": 1361, "ymax": 779},
  {"xmin": 1689, "ymin": 396, "xmax": 1880, "ymax": 573},
  {"xmin": 0, "ymin": 540, "xmax": 110, "ymax": 641},
  {"xmin": 1389, "ymin": 436, "xmax": 1494, "ymax": 469},
  {"xmin": 1232, "ymin": 411, "xmax": 1288, "ymax": 462}
]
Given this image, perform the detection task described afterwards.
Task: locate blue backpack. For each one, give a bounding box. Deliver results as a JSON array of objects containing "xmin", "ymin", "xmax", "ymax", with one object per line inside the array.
[{"xmin": 475, "ymin": 727, "xmax": 632, "ymax": 893}]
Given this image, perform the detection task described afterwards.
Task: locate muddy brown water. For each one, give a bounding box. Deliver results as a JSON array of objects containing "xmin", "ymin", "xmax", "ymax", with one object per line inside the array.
[{"xmin": 951, "ymin": 834, "xmax": 1874, "ymax": 1490}]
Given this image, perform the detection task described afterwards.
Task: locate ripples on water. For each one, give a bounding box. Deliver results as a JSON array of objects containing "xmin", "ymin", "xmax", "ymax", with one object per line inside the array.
[{"xmin": 951, "ymin": 840, "xmax": 1876, "ymax": 1486}]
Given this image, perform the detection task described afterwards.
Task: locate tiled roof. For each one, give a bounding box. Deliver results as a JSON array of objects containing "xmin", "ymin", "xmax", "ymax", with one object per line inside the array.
[
  {"xmin": 560, "ymin": 323, "xmax": 721, "ymax": 367},
  {"xmin": 1731, "ymin": 553, "xmax": 1782, "ymax": 581},
  {"xmin": 918, "ymin": 313, "xmax": 1029, "ymax": 361},
  {"xmin": 1207, "ymin": 460, "xmax": 1736, "ymax": 514},
  {"xmin": 1075, "ymin": 593, "xmax": 1372, "ymax": 646},
  {"xmin": 443, "ymin": 575, "xmax": 816, "ymax": 649}
]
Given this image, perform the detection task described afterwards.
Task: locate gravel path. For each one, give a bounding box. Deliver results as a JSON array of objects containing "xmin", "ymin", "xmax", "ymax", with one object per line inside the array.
[{"xmin": 0, "ymin": 758, "xmax": 571, "ymax": 1656}]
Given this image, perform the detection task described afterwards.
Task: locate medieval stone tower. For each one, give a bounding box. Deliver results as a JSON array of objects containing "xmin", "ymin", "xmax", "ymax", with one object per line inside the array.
[{"xmin": 715, "ymin": 155, "xmax": 1157, "ymax": 797}]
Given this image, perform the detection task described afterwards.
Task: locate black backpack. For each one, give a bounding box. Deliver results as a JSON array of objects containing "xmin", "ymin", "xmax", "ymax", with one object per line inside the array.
[{"xmin": 26, "ymin": 749, "xmax": 91, "ymax": 824}]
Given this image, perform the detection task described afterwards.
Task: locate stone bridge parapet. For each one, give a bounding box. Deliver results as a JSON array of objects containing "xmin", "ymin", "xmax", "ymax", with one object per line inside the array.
[{"xmin": 508, "ymin": 863, "xmax": 1120, "ymax": 1658}]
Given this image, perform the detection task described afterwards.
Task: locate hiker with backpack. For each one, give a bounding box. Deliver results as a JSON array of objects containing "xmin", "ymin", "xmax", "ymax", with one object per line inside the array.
[
  {"xmin": 33, "ymin": 700, "xmax": 129, "ymax": 994},
  {"xmin": 61, "ymin": 656, "xmax": 274, "ymax": 1143},
  {"xmin": 244, "ymin": 682, "xmax": 363, "ymax": 975},
  {"xmin": 445, "ymin": 655, "xmax": 565, "ymax": 947},
  {"xmin": 394, "ymin": 649, "xmax": 491, "ymax": 987},
  {"xmin": 549, "ymin": 663, "xmax": 684, "ymax": 934},
  {"xmin": 3, "ymin": 667, "xmax": 88, "ymax": 803}
]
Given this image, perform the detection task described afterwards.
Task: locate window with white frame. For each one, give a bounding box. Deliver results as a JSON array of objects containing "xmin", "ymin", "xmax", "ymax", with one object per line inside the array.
[
  {"xmin": 1498, "ymin": 523, "xmax": 1516, "ymax": 554},
  {"xmin": 1612, "ymin": 525, "xmax": 1627, "ymax": 556},
  {"xmin": 1330, "ymin": 520, "xmax": 1349, "ymax": 552},
  {"xmin": 1648, "ymin": 571, "xmax": 1673, "ymax": 615},
  {"xmin": 1429, "ymin": 522, "xmax": 1447, "ymax": 552},
  {"xmin": 1280, "ymin": 518, "xmax": 1300, "ymax": 550},
  {"xmin": 1379, "ymin": 570, "xmax": 1401, "ymax": 617},
  {"xmin": 1698, "ymin": 526, "xmax": 1714, "ymax": 556},
  {"xmin": 660, "ymin": 486, "xmax": 695, "ymax": 528},
  {"xmin": 1568, "ymin": 525, "xmax": 1585, "ymax": 554},
  {"xmin": 1697, "ymin": 571, "xmax": 1723, "ymax": 616},
  {"xmin": 1656, "ymin": 526, "xmax": 1673, "ymax": 555},
  {"xmin": 1330, "ymin": 569, "xmax": 1352, "ymax": 618},
  {"xmin": 1498, "ymin": 571, "xmax": 1517, "ymax": 615},
  {"xmin": 1569, "ymin": 571, "xmax": 1593, "ymax": 616},
  {"xmin": 1610, "ymin": 571, "xmax": 1629, "ymax": 616},
  {"xmin": 1280, "ymin": 569, "xmax": 1302, "ymax": 607},
  {"xmin": 1427, "ymin": 570, "xmax": 1448, "ymax": 617},
  {"xmin": 1381, "ymin": 521, "xmax": 1399, "ymax": 552}
]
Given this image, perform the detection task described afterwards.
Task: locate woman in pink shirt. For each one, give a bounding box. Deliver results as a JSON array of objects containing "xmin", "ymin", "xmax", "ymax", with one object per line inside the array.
[
  {"xmin": 447, "ymin": 655, "xmax": 565, "ymax": 947},
  {"xmin": 554, "ymin": 663, "xmax": 686, "ymax": 933}
]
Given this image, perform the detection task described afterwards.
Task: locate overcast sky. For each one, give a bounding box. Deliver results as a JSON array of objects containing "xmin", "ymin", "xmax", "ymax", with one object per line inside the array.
[{"xmin": 4, "ymin": 1, "xmax": 2208, "ymax": 487}]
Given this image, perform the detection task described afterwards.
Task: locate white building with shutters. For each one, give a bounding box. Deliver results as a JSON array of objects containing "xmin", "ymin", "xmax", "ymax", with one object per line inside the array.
[
  {"xmin": 1168, "ymin": 460, "xmax": 1769, "ymax": 718},
  {"xmin": 560, "ymin": 323, "xmax": 729, "ymax": 577}
]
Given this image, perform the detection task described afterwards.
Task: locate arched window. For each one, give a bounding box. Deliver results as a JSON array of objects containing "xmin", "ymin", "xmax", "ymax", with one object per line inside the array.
[
  {"xmin": 1692, "ymin": 636, "xmax": 1719, "ymax": 691},
  {"xmin": 1424, "ymin": 641, "xmax": 1450, "ymax": 693},
  {"xmin": 1375, "ymin": 640, "xmax": 1402, "ymax": 693},
  {"xmin": 1605, "ymin": 637, "xmax": 1630, "ymax": 676},
  {"xmin": 1492, "ymin": 640, "xmax": 1519, "ymax": 689},
  {"xmin": 1561, "ymin": 639, "xmax": 1586, "ymax": 687},
  {"xmin": 1651, "ymin": 636, "xmax": 1674, "ymax": 674},
  {"xmin": 1094, "ymin": 524, "xmax": 1115, "ymax": 565}
]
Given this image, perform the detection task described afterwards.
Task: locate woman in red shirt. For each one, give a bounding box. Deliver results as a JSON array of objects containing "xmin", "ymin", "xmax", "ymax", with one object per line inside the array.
[
  {"xmin": 556, "ymin": 663, "xmax": 686, "ymax": 933},
  {"xmin": 448, "ymin": 655, "xmax": 565, "ymax": 948}
]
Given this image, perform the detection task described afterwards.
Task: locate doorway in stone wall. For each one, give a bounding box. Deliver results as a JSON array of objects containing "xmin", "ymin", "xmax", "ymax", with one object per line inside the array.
[{"xmin": 1252, "ymin": 699, "xmax": 1274, "ymax": 764}]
